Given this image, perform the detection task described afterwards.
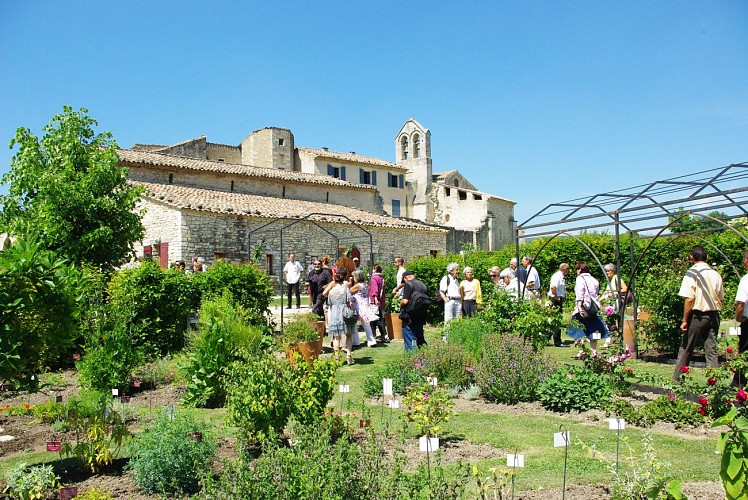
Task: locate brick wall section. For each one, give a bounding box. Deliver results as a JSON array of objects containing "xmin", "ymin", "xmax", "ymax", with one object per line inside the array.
[{"xmin": 135, "ymin": 200, "xmax": 446, "ymax": 270}]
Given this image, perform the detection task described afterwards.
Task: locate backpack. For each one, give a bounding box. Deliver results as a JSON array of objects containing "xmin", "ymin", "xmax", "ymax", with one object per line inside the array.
[
  {"xmin": 409, "ymin": 283, "xmax": 432, "ymax": 313},
  {"xmin": 434, "ymin": 275, "xmax": 452, "ymax": 303}
]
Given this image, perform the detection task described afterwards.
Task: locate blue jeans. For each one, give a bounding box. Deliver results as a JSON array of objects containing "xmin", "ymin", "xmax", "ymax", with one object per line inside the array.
[{"xmin": 402, "ymin": 324, "xmax": 416, "ymax": 351}]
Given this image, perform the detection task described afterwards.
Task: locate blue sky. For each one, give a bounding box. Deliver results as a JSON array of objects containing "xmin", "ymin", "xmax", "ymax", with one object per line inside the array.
[{"xmin": 1, "ymin": 1, "xmax": 747, "ymax": 223}]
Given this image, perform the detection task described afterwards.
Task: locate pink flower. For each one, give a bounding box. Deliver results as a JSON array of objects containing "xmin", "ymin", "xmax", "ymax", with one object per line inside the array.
[
  {"xmin": 736, "ymin": 388, "xmax": 747, "ymax": 404},
  {"xmin": 698, "ymin": 396, "xmax": 709, "ymax": 407},
  {"xmin": 567, "ymin": 372, "xmax": 575, "ymax": 379},
  {"xmin": 72, "ymin": 353, "xmax": 80, "ymax": 360},
  {"xmin": 668, "ymin": 393, "xmax": 676, "ymax": 403},
  {"xmin": 423, "ymin": 393, "xmax": 430, "ymax": 399},
  {"xmin": 465, "ymin": 365, "xmax": 473, "ymax": 373},
  {"xmin": 681, "ymin": 366, "xmax": 690, "ymax": 374},
  {"xmin": 707, "ymin": 377, "xmax": 717, "ymax": 386},
  {"xmin": 414, "ymin": 361, "xmax": 422, "ymax": 369},
  {"xmin": 605, "ymin": 306, "xmax": 615, "ymax": 316}
]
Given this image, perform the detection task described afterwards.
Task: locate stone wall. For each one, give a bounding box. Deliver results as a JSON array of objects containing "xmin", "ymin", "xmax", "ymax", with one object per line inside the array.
[
  {"xmin": 137, "ymin": 202, "xmax": 446, "ymax": 272},
  {"xmin": 206, "ymin": 143, "xmax": 242, "ymax": 163},
  {"xmin": 240, "ymin": 128, "xmax": 294, "ymax": 170}
]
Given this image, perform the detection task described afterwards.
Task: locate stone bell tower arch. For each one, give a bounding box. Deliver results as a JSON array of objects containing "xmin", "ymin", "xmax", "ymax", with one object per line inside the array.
[{"xmin": 395, "ymin": 118, "xmax": 433, "ymax": 222}]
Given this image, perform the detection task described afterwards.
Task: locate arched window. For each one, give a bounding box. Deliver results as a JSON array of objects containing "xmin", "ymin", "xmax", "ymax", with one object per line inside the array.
[
  {"xmin": 413, "ymin": 133, "xmax": 420, "ymax": 158},
  {"xmin": 401, "ymin": 135, "xmax": 409, "ymax": 160},
  {"xmin": 453, "ymin": 179, "xmax": 459, "ymax": 187}
]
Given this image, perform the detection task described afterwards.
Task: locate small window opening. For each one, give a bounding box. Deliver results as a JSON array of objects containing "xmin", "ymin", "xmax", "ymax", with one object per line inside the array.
[
  {"xmin": 445, "ymin": 187, "xmax": 451, "ymax": 196},
  {"xmin": 458, "ymin": 191, "xmax": 467, "ymax": 200},
  {"xmin": 474, "ymin": 194, "xmax": 482, "ymax": 200},
  {"xmin": 230, "ymin": 180, "xmax": 234, "ymax": 192},
  {"xmin": 413, "ymin": 133, "xmax": 421, "ymax": 158},
  {"xmin": 400, "ymin": 135, "xmax": 409, "ymax": 160},
  {"xmin": 453, "ymin": 179, "xmax": 459, "ymax": 187},
  {"xmin": 430, "ymin": 249, "xmax": 438, "ymax": 258},
  {"xmin": 168, "ymin": 173, "xmax": 173, "ymax": 184},
  {"xmin": 278, "ymin": 138, "xmax": 284, "ymax": 146},
  {"xmin": 218, "ymin": 158, "xmax": 225, "ymax": 162},
  {"xmin": 282, "ymin": 186, "xmax": 286, "ymax": 198}
]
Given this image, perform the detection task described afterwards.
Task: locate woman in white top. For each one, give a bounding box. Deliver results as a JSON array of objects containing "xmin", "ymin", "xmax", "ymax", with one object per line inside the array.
[
  {"xmin": 568, "ymin": 261, "xmax": 609, "ymax": 350},
  {"xmin": 459, "ymin": 267, "xmax": 483, "ymax": 318},
  {"xmin": 351, "ymin": 270, "xmax": 378, "ymax": 347}
]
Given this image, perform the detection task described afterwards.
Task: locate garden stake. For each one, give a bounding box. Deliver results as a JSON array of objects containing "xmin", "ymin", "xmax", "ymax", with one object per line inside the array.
[
  {"xmin": 425, "ymin": 433, "xmax": 432, "ymax": 484},
  {"xmin": 511, "ymin": 449, "xmax": 518, "ymax": 500},
  {"xmin": 558, "ymin": 426, "xmax": 568, "ymax": 500},
  {"xmin": 616, "ymin": 424, "xmax": 620, "ymax": 473}
]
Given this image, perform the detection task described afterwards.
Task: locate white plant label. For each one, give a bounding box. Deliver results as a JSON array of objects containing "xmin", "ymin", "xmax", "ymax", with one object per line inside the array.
[
  {"xmin": 592, "ymin": 332, "xmax": 601, "ymax": 340},
  {"xmin": 388, "ymin": 399, "xmax": 400, "ymax": 409},
  {"xmin": 729, "ymin": 326, "xmax": 741, "ymax": 336},
  {"xmin": 383, "ymin": 378, "xmax": 393, "ymax": 396},
  {"xmin": 554, "ymin": 431, "xmax": 570, "ymax": 448},
  {"xmin": 111, "ymin": 388, "xmax": 119, "ymax": 396},
  {"xmin": 430, "ymin": 377, "xmax": 438, "ymax": 387},
  {"xmin": 338, "ymin": 384, "xmax": 350, "ymax": 393},
  {"xmin": 608, "ymin": 418, "xmax": 626, "ymax": 430},
  {"xmin": 419, "ymin": 436, "xmax": 439, "ymax": 452},
  {"xmin": 507, "ymin": 454, "xmax": 525, "ymax": 468}
]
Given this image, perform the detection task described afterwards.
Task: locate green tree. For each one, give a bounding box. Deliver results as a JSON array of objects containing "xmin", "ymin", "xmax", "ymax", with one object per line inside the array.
[{"xmin": 0, "ymin": 106, "xmax": 144, "ymax": 267}]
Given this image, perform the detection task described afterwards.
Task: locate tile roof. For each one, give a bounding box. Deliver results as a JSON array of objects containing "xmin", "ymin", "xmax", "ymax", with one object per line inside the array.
[
  {"xmin": 297, "ymin": 147, "xmax": 407, "ymax": 171},
  {"xmin": 118, "ymin": 149, "xmax": 375, "ymax": 190},
  {"xmin": 132, "ymin": 180, "xmax": 446, "ymax": 232}
]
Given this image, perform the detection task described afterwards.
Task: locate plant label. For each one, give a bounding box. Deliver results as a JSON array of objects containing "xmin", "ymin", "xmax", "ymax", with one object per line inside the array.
[
  {"xmin": 729, "ymin": 326, "xmax": 741, "ymax": 336},
  {"xmin": 419, "ymin": 436, "xmax": 439, "ymax": 452},
  {"xmin": 388, "ymin": 399, "xmax": 400, "ymax": 409},
  {"xmin": 441, "ymin": 335, "xmax": 447, "ymax": 343},
  {"xmin": 592, "ymin": 332, "xmax": 601, "ymax": 340},
  {"xmin": 103, "ymin": 408, "xmax": 110, "ymax": 418},
  {"xmin": 59, "ymin": 486, "xmax": 78, "ymax": 500},
  {"xmin": 111, "ymin": 388, "xmax": 119, "ymax": 396},
  {"xmin": 383, "ymin": 378, "xmax": 393, "ymax": 396},
  {"xmin": 338, "ymin": 384, "xmax": 350, "ymax": 393},
  {"xmin": 165, "ymin": 405, "xmax": 175, "ymax": 420},
  {"xmin": 120, "ymin": 396, "xmax": 131, "ymax": 403},
  {"xmin": 506, "ymin": 453, "xmax": 525, "ymax": 468},
  {"xmin": 55, "ymin": 395, "xmax": 63, "ymax": 403},
  {"xmin": 554, "ymin": 431, "xmax": 569, "ymax": 448},
  {"xmin": 46, "ymin": 441, "xmax": 62, "ymax": 452},
  {"xmin": 608, "ymin": 418, "xmax": 625, "ymax": 430},
  {"xmin": 429, "ymin": 377, "xmax": 438, "ymax": 387}
]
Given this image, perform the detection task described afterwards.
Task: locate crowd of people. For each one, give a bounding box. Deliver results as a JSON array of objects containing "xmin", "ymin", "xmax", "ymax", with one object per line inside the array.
[{"xmin": 278, "ymin": 245, "xmax": 748, "ymax": 385}]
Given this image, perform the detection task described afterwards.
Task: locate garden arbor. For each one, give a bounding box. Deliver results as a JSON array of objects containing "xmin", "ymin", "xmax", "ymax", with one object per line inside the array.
[
  {"xmin": 516, "ymin": 162, "xmax": 748, "ymax": 355},
  {"xmin": 248, "ymin": 213, "xmax": 373, "ymax": 325}
]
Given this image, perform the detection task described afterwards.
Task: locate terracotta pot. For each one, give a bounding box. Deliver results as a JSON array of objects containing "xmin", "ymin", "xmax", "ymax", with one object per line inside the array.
[
  {"xmin": 285, "ymin": 341, "xmax": 319, "ymax": 364},
  {"xmin": 385, "ymin": 312, "xmax": 403, "ymax": 340},
  {"xmin": 622, "ymin": 320, "xmax": 638, "ymax": 359},
  {"xmin": 310, "ymin": 320, "xmax": 326, "ymax": 353}
]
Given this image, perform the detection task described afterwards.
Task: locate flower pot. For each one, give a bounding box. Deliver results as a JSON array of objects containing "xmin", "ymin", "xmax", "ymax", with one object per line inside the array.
[
  {"xmin": 419, "ymin": 436, "xmax": 439, "ymax": 452},
  {"xmin": 308, "ymin": 320, "xmax": 327, "ymax": 353},
  {"xmin": 622, "ymin": 320, "xmax": 638, "ymax": 359},
  {"xmin": 285, "ymin": 341, "xmax": 319, "ymax": 364},
  {"xmin": 385, "ymin": 312, "xmax": 403, "ymax": 340}
]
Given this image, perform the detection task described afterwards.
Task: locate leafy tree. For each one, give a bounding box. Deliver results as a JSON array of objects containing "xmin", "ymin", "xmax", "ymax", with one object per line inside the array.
[
  {"xmin": 0, "ymin": 106, "xmax": 144, "ymax": 267},
  {"xmin": 668, "ymin": 208, "xmax": 730, "ymax": 234}
]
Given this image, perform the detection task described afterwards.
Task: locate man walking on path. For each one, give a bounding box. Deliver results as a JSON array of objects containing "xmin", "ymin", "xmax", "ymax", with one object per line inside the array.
[
  {"xmin": 673, "ymin": 246, "xmax": 724, "ymax": 382},
  {"xmin": 283, "ymin": 253, "xmax": 304, "ymax": 309},
  {"xmin": 732, "ymin": 248, "xmax": 748, "ymax": 387},
  {"xmin": 548, "ymin": 263, "xmax": 569, "ymax": 346}
]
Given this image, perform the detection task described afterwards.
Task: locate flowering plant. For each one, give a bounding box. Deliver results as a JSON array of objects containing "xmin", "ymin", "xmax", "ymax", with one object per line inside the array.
[
  {"xmin": 402, "ymin": 381, "xmax": 454, "ymax": 437},
  {"xmin": 574, "ymin": 339, "xmax": 633, "ymax": 392},
  {"xmin": 712, "ymin": 389, "xmax": 748, "ymax": 499}
]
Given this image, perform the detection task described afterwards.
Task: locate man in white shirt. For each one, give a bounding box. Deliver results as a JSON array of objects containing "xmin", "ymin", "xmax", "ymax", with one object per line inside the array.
[
  {"xmin": 521, "ymin": 256, "xmax": 541, "ymax": 299},
  {"xmin": 673, "ymin": 246, "xmax": 724, "ymax": 382},
  {"xmin": 283, "ymin": 253, "xmax": 304, "ymax": 309},
  {"xmin": 439, "ymin": 262, "xmax": 461, "ymax": 325},
  {"xmin": 732, "ymin": 248, "xmax": 748, "ymax": 387},
  {"xmin": 391, "ymin": 257, "xmax": 407, "ymax": 297},
  {"xmin": 548, "ymin": 263, "xmax": 570, "ymax": 347}
]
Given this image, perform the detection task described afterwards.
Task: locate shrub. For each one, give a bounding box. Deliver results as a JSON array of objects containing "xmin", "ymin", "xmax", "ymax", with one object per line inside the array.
[
  {"xmin": 181, "ymin": 293, "xmax": 268, "ymax": 408},
  {"xmin": 402, "ymin": 381, "xmax": 455, "ymax": 437},
  {"xmin": 76, "ymin": 488, "xmax": 114, "ymax": 500},
  {"xmin": 609, "ymin": 396, "xmax": 704, "ymax": 428},
  {"xmin": 409, "ymin": 341, "xmax": 476, "ymax": 388},
  {"xmin": 191, "ymin": 260, "xmax": 273, "ymax": 325},
  {"xmin": 127, "ymin": 411, "xmax": 216, "ymax": 495},
  {"xmin": 2, "ymin": 463, "xmax": 59, "ymax": 500},
  {"xmin": 107, "ymin": 261, "xmax": 195, "ymax": 359},
  {"xmin": 362, "ymin": 357, "xmax": 426, "ymax": 397},
  {"xmin": 0, "ymin": 238, "xmax": 89, "ymax": 390},
  {"xmin": 475, "ymin": 334, "xmax": 553, "ymax": 404},
  {"xmin": 538, "ymin": 365, "xmax": 614, "ymax": 412},
  {"xmin": 225, "ymin": 354, "xmax": 340, "ymax": 444},
  {"xmin": 444, "ymin": 316, "xmax": 490, "ymax": 356},
  {"xmin": 481, "ymin": 289, "xmax": 563, "ymax": 350},
  {"xmin": 77, "ymin": 303, "xmax": 144, "ymax": 393}
]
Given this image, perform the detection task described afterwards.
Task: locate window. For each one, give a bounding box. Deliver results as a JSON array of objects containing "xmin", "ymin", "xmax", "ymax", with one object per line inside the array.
[
  {"xmin": 413, "ymin": 133, "xmax": 420, "ymax": 158},
  {"xmin": 458, "ymin": 191, "xmax": 467, "ymax": 200},
  {"xmin": 399, "ymin": 174, "xmax": 404, "ymax": 188},
  {"xmin": 453, "ymin": 179, "xmax": 459, "ymax": 187},
  {"xmin": 230, "ymin": 180, "xmax": 234, "ymax": 192},
  {"xmin": 391, "ymin": 199, "xmax": 401, "ymax": 217},
  {"xmin": 278, "ymin": 138, "xmax": 284, "ymax": 146},
  {"xmin": 445, "ymin": 187, "xmax": 451, "ymax": 196},
  {"xmin": 359, "ymin": 169, "xmax": 377, "ymax": 185},
  {"xmin": 400, "ymin": 136, "xmax": 409, "ymax": 160},
  {"xmin": 474, "ymin": 194, "xmax": 482, "ymax": 200},
  {"xmin": 386, "ymin": 173, "xmax": 404, "ymax": 188},
  {"xmin": 327, "ymin": 164, "xmax": 346, "ymax": 180},
  {"xmin": 430, "ymin": 249, "xmax": 438, "ymax": 257},
  {"xmin": 168, "ymin": 173, "xmax": 173, "ymax": 184}
]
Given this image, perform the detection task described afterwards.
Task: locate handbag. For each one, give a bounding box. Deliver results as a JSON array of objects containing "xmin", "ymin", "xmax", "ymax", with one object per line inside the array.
[
  {"xmin": 342, "ymin": 303, "xmax": 359, "ymax": 324},
  {"xmin": 581, "ymin": 277, "xmax": 600, "ymax": 317},
  {"xmin": 368, "ymin": 303, "xmax": 381, "ymax": 320}
]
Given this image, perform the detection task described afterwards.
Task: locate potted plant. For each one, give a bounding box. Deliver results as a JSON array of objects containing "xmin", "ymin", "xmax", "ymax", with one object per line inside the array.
[
  {"xmin": 384, "ymin": 293, "xmax": 403, "ymax": 340},
  {"xmin": 279, "ymin": 317, "xmax": 320, "ymax": 364},
  {"xmin": 304, "ymin": 312, "xmax": 326, "ymax": 352}
]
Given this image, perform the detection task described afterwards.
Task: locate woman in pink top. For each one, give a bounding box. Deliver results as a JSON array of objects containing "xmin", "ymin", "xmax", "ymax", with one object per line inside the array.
[
  {"xmin": 368, "ymin": 265, "xmax": 389, "ymax": 343},
  {"xmin": 567, "ymin": 261, "xmax": 609, "ymax": 350}
]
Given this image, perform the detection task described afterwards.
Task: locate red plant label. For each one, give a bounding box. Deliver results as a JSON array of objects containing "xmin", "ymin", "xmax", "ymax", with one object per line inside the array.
[{"xmin": 46, "ymin": 441, "xmax": 62, "ymax": 452}]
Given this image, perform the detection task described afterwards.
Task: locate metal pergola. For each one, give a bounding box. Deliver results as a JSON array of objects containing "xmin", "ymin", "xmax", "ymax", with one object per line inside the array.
[{"xmin": 514, "ymin": 162, "xmax": 748, "ymax": 353}]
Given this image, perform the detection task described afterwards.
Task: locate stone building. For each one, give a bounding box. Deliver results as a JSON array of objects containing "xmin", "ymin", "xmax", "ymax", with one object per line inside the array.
[{"xmin": 120, "ymin": 119, "xmax": 514, "ymax": 271}]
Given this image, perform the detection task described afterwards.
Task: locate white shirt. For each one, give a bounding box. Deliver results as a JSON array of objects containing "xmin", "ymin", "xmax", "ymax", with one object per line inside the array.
[
  {"xmin": 439, "ymin": 275, "xmax": 460, "ymax": 300},
  {"xmin": 548, "ymin": 270, "xmax": 566, "ymax": 298},
  {"xmin": 396, "ymin": 266, "xmax": 407, "ymax": 295},
  {"xmin": 283, "ymin": 260, "xmax": 303, "ymax": 284},
  {"xmin": 526, "ymin": 266, "xmax": 540, "ymax": 290},
  {"xmin": 736, "ymin": 273, "xmax": 748, "ymax": 320}
]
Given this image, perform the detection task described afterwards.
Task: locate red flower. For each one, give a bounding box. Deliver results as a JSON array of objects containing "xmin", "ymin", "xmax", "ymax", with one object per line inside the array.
[
  {"xmin": 727, "ymin": 347, "xmax": 734, "ymax": 354},
  {"xmin": 668, "ymin": 394, "xmax": 676, "ymax": 403},
  {"xmin": 698, "ymin": 396, "xmax": 709, "ymax": 407},
  {"xmin": 707, "ymin": 377, "xmax": 718, "ymax": 386},
  {"xmin": 24, "ymin": 404, "xmax": 30, "ymax": 410},
  {"xmin": 698, "ymin": 407, "xmax": 706, "ymax": 416},
  {"xmin": 680, "ymin": 366, "xmax": 690, "ymax": 374},
  {"xmin": 737, "ymin": 388, "xmax": 748, "ymax": 404}
]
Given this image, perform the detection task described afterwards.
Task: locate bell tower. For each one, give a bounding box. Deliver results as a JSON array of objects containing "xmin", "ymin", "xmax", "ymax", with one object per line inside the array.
[{"xmin": 395, "ymin": 119, "xmax": 433, "ymax": 221}]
